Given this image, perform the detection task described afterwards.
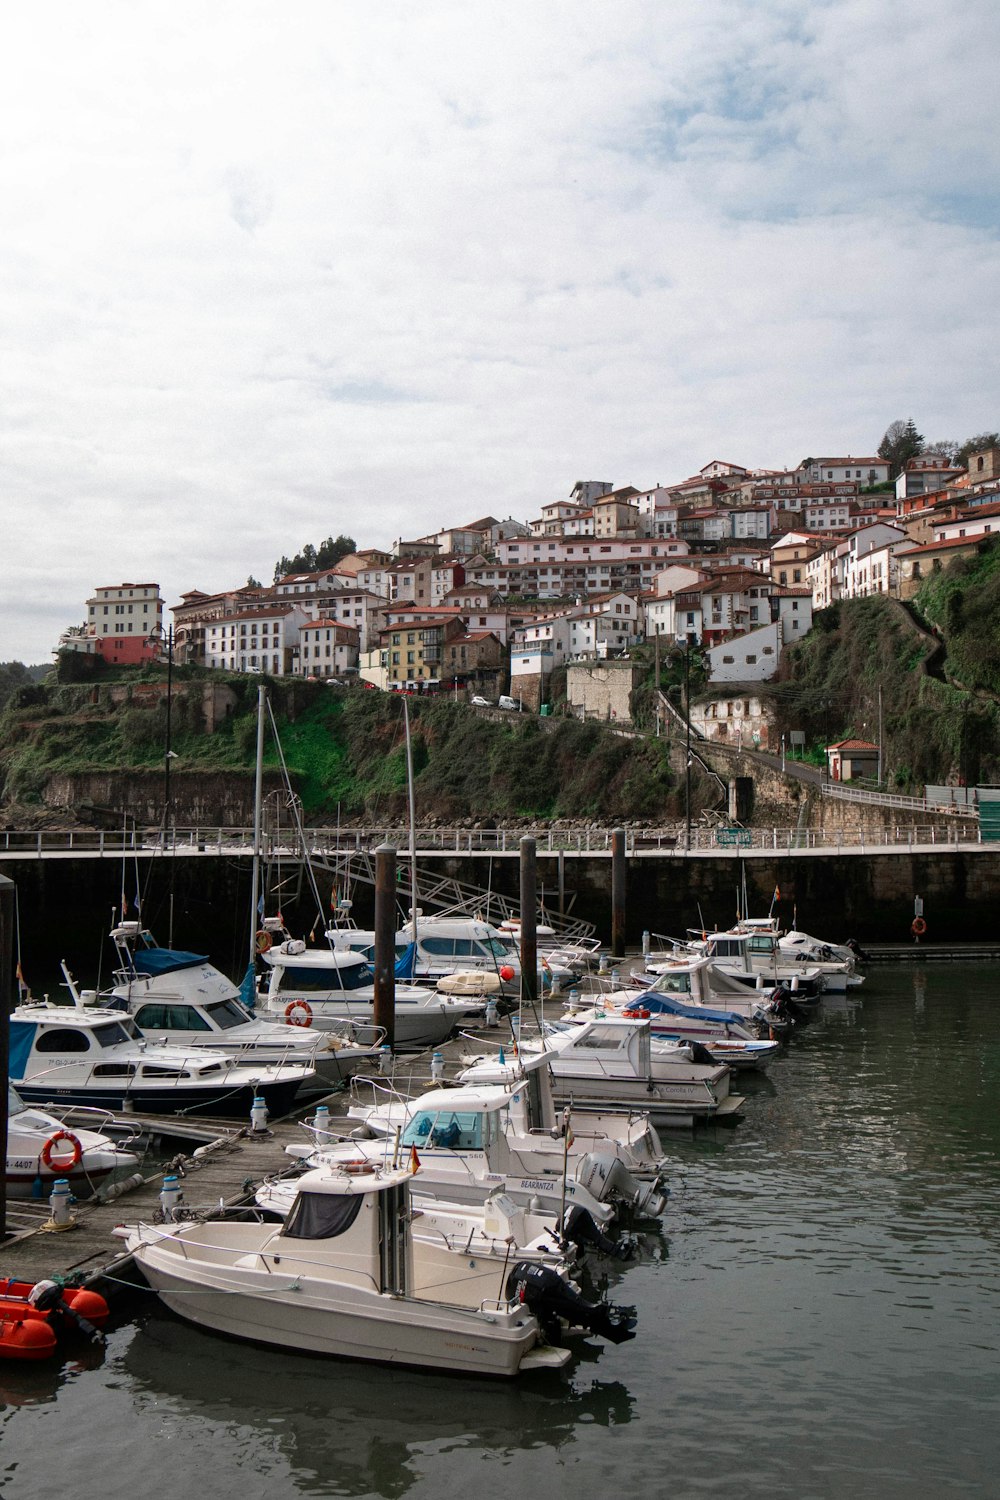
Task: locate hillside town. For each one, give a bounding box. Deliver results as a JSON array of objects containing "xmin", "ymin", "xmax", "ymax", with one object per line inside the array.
[{"xmin": 56, "ymin": 442, "xmax": 1000, "ymax": 752}]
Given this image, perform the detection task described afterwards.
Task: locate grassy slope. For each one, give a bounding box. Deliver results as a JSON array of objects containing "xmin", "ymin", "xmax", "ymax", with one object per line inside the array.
[{"xmin": 0, "ymin": 681, "xmax": 679, "ymax": 823}]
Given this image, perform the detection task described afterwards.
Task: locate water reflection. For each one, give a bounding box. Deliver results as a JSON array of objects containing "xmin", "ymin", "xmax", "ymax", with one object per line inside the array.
[
  {"xmin": 123, "ymin": 1306, "xmax": 635, "ymax": 1497},
  {"xmin": 0, "ymin": 1344, "xmax": 105, "ymax": 1412}
]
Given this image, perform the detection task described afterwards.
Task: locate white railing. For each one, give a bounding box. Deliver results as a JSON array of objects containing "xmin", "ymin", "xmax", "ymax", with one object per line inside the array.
[{"xmin": 0, "ymin": 821, "xmax": 988, "ymax": 858}]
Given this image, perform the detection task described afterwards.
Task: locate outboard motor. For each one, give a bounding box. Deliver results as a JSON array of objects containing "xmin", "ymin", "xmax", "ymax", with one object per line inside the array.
[
  {"xmin": 28, "ymin": 1280, "xmax": 106, "ymax": 1345},
  {"xmin": 506, "ymin": 1261, "xmax": 637, "ymax": 1346},
  {"xmin": 574, "ymin": 1152, "xmax": 669, "ymax": 1219},
  {"xmin": 561, "ymin": 1203, "xmax": 635, "ymax": 1261},
  {"xmin": 845, "ymin": 937, "xmax": 871, "ymax": 964}
]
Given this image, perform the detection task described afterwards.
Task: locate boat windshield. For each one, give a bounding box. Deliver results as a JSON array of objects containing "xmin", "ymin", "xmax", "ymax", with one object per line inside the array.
[
  {"xmin": 94, "ymin": 1019, "xmax": 140, "ymax": 1046},
  {"xmin": 204, "ymin": 999, "xmax": 256, "ymax": 1029},
  {"xmin": 400, "ymin": 1109, "xmax": 486, "ymax": 1150},
  {"xmin": 649, "ymin": 971, "xmax": 692, "ymax": 996}
]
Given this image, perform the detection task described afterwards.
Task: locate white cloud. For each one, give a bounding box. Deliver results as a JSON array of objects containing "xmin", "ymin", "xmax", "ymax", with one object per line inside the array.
[{"xmin": 2, "ymin": 0, "xmax": 999, "ymax": 659}]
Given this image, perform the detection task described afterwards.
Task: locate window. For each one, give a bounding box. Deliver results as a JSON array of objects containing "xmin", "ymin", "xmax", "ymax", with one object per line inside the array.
[
  {"xmin": 34, "ymin": 1028, "xmax": 92, "ymax": 1053},
  {"xmin": 745, "ymin": 654, "xmax": 757, "ymax": 664}
]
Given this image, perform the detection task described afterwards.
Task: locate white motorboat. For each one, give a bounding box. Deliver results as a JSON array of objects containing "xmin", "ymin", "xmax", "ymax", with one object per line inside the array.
[
  {"xmin": 5, "ymin": 1084, "xmax": 142, "ymax": 1200},
  {"xmin": 258, "ymin": 929, "xmax": 472, "ymax": 1051},
  {"xmin": 284, "ymin": 1076, "xmax": 667, "ymax": 1221},
  {"xmin": 577, "ymin": 956, "xmax": 785, "ymax": 1061},
  {"xmin": 771, "ymin": 927, "xmax": 865, "ymax": 988},
  {"xmin": 97, "ymin": 925, "xmax": 381, "ymax": 1090},
  {"xmin": 459, "ymin": 1017, "xmax": 745, "ymax": 1128},
  {"xmin": 666, "ymin": 932, "xmax": 826, "ymax": 1008},
  {"xmin": 8, "ymin": 1002, "xmax": 315, "ymax": 1118},
  {"xmin": 118, "ymin": 1163, "xmax": 636, "ymax": 1374}
]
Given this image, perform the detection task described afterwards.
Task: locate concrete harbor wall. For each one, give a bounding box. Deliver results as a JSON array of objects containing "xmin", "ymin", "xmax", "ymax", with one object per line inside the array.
[{"xmin": 6, "ymin": 845, "xmax": 998, "ymax": 991}]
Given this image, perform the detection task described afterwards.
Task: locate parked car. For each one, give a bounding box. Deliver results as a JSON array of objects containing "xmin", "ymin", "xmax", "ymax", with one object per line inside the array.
[
  {"xmin": 498, "ymin": 695, "xmax": 523, "ymax": 711},
  {"xmin": 470, "ymin": 695, "xmax": 491, "ymax": 707}
]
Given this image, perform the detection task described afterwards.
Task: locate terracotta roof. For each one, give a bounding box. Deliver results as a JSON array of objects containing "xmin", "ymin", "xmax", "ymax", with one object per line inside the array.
[{"xmin": 827, "ymin": 740, "xmax": 878, "ymax": 751}]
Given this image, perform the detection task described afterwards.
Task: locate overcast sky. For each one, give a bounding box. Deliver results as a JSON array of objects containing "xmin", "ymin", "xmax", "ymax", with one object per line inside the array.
[{"xmin": 3, "ymin": 1, "xmax": 999, "ymax": 662}]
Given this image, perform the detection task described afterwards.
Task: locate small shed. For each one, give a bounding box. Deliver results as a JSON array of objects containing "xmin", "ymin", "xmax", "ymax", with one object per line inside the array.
[{"xmin": 826, "ymin": 739, "xmax": 879, "ymax": 782}]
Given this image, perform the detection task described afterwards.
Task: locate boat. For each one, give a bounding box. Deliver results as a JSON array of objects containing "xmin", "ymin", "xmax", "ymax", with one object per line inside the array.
[
  {"xmin": 459, "ymin": 1016, "xmax": 745, "ymax": 1128},
  {"xmin": 97, "ymin": 923, "xmax": 382, "ymax": 1090},
  {"xmin": 256, "ymin": 929, "xmax": 474, "ymax": 1051},
  {"xmin": 0, "ymin": 1278, "xmax": 109, "ymax": 1361},
  {"xmin": 280, "ymin": 1076, "xmax": 667, "ymax": 1221},
  {"xmin": 684, "ymin": 932, "xmax": 827, "ymax": 1005},
  {"xmin": 574, "ymin": 956, "xmax": 786, "ymax": 1059},
  {"xmin": 117, "ymin": 1163, "xmax": 636, "ymax": 1375},
  {"xmin": 6, "ymin": 1084, "xmax": 142, "ymax": 1199},
  {"xmin": 8, "ymin": 1002, "xmax": 315, "ymax": 1117}
]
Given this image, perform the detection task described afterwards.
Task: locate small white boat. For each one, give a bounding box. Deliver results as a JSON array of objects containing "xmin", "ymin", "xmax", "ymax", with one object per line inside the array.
[
  {"xmin": 8, "ymin": 1003, "xmax": 315, "ymax": 1118},
  {"xmin": 258, "ymin": 932, "xmax": 472, "ymax": 1051},
  {"xmin": 6, "ymin": 1085, "xmax": 141, "ymax": 1200},
  {"xmin": 118, "ymin": 1163, "xmax": 635, "ymax": 1375},
  {"xmin": 283, "ymin": 1079, "xmax": 666, "ymax": 1222},
  {"xmin": 459, "ymin": 1017, "xmax": 744, "ymax": 1128}
]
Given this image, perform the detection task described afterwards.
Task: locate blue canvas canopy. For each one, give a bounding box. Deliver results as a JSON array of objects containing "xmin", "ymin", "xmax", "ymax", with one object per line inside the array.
[{"xmin": 129, "ymin": 948, "xmax": 210, "ymax": 978}]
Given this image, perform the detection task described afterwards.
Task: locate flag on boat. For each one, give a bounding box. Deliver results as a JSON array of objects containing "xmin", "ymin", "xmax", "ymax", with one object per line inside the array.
[
  {"xmin": 773, "ymin": 884, "xmax": 781, "ymax": 902},
  {"xmin": 330, "ymin": 886, "xmax": 338, "ymax": 910},
  {"xmin": 237, "ymin": 963, "xmax": 257, "ymax": 1014},
  {"xmin": 257, "ymin": 893, "xmax": 265, "ymax": 918},
  {"xmin": 15, "ymin": 961, "xmax": 27, "ymax": 1000},
  {"xmin": 410, "ymin": 1145, "xmax": 420, "ymax": 1173}
]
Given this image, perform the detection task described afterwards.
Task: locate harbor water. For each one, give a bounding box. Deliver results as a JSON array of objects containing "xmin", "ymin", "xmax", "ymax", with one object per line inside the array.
[{"xmin": 4, "ymin": 962, "xmax": 1000, "ymax": 1498}]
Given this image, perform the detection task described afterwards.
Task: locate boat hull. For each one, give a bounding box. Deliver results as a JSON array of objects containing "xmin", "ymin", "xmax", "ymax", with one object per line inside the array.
[
  {"xmin": 130, "ymin": 1239, "xmax": 551, "ymax": 1378},
  {"xmin": 12, "ymin": 1078, "xmax": 303, "ymax": 1119}
]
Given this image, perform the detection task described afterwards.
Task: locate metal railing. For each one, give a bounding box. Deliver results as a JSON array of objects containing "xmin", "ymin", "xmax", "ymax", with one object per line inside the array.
[{"xmin": 0, "ymin": 821, "xmax": 989, "ymax": 858}]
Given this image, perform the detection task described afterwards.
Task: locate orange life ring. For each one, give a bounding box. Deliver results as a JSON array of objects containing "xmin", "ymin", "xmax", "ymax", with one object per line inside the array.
[
  {"xmin": 255, "ymin": 929, "xmax": 272, "ymax": 954},
  {"xmin": 623, "ymin": 1008, "xmax": 651, "ymax": 1020},
  {"xmin": 40, "ymin": 1131, "xmax": 82, "ymax": 1172},
  {"xmin": 911, "ymin": 917, "xmax": 927, "ymax": 936},
  {"xmin": 284, "ymin": 1000, "xmax": 313, "ymax": 1027},
  {"xmin": 340, "ymin": 1160, "xmax": 369, "ymax": 1175}
]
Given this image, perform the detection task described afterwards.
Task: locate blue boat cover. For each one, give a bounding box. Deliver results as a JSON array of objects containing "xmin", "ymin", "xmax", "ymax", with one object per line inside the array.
[
  {"xmin": 641, "ymin": 992, "xmax": 747, "ymax": 1026},
  {"xmin": 129, "ymin": 948, "xmax": 209, "ymax": 977},
  {"xmin": 9, "ymin": 1021, "xmax": 38, "ymax": 1082},
  {"xmin": 238, "ymin": 963, "xmax": 257, "ymax": 1014},
  {"xmin": 393, "ymin": 942, "xmax": 418, "ymax": 979}
]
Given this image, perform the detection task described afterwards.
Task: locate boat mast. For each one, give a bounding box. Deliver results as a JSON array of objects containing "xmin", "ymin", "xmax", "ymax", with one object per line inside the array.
[
  {"xmin": 403, "ymin": 698, "xmax": 418, "ymax": 940},
  {"xmin": 249, "ymin": 684, "xmax": 267, "ymax": 970}
]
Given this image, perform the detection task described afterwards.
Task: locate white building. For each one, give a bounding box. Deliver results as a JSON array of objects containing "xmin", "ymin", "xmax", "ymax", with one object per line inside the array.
[
  {"xmin": 296, "ymin": 621, "xmax": 360, "ymax": 678},
  {"xmin": 203, "ymin": 604, "xmax": 310, "ymax": 674},
  {"xmin": 705, "ymin": 622, "xmax": 782, "ymax": 683}
]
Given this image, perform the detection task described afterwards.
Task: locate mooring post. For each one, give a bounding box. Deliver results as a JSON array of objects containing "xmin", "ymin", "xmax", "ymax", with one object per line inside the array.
[
  {"xmin": 0, "ymin": 874, "xmax": 13, "ymax": 1240},
  {"xmin": 519, "ymin": 835, "xmax": 538, "ymax": 1012},
  {"xmin": 611, "ymin": 826, "xmax": 626, "ymax": 959},
  {"xmin": 373, "ymin": 843, "xmax": 397, "ymax": 1051}
]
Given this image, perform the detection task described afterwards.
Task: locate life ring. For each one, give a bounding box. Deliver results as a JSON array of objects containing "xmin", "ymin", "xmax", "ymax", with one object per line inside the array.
[
  {"xmin": 623, "ymin": 1008, "xmax": 651, "ymax": 1020},
  {"xmin": 340, "ymin": 1160, "xmax": 369, "ymax": 1175},
  {"xmin": 284, "ymin": 1000, "xmax": 313, "ymax": 1027},
  {"xmin": 40, "ymin": 1131, "xmax": 83, "ymax": 1172},
  {"xmin": 255, "ymin": 929, "xmax": 272, "ymax": 954},
  {"xmin": 911, "ymin": 917, "xmax": 927, "ymax": 936}
]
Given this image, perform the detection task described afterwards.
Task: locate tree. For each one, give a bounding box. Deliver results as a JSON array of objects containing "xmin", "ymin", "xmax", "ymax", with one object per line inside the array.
[
  {"xmin": 272, "ymin": 535, "xmax": 357, "ymax": 583},
  {"xmin": 878, "ymin": 419, "xmax": 925, "ymax": 480},
  {"xmin": 246, "ymin": 574, "xmax": 262, "ymax": 589},
  {"xmin": 956, "ymin": 432, "xmax": 1000, "ymax": 469}
]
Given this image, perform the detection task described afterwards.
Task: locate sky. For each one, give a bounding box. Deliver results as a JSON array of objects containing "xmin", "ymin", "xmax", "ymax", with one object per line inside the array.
[{"xmin": 3, "ymin": 0, "xmax": 1000, "ymax": 663}]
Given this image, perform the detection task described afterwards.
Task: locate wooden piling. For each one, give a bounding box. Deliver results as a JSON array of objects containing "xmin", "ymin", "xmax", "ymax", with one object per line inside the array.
[
  {"xmin": 373, "ymin": 843, "xmax": 397, "ymax": 1050},
  {"xmin": 519, "ymin": 836, "xmax": 538, "ymax": 1012},
  {"xmin": 611, "ymin": 826, "xmax": 626, "ymax": 959}
]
